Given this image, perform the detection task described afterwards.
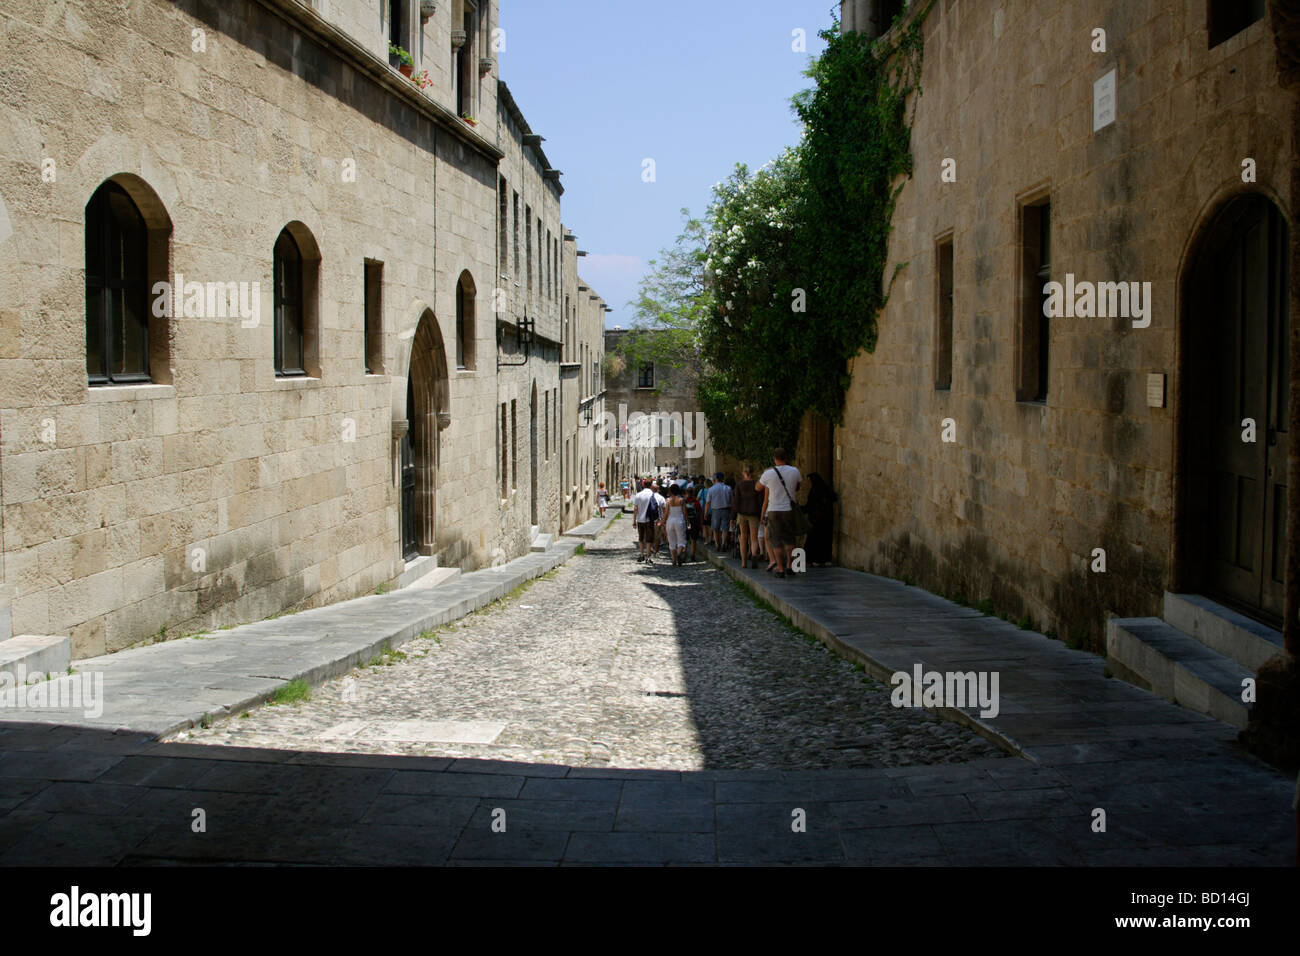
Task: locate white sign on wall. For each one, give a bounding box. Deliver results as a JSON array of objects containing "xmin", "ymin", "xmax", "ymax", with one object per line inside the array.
[{"xmin": 1093, "ymin": 69, "xmax": 1117, "ymax": 132}]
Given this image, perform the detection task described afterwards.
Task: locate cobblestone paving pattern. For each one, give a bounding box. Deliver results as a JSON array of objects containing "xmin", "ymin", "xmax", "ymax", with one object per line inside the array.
[{"xmin": 182, "ymin": 525, "xmax": 1005, "ymax": 770}]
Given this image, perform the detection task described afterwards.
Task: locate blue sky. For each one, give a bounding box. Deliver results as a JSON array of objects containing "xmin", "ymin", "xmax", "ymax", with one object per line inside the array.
[{"xmin": 499, "ymin": 0, "xmax": 834, "ymax": 327}]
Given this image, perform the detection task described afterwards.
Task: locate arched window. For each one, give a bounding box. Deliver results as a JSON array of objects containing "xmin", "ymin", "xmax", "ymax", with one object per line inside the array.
[
  {"xmin": 456, "ymin": 271, "xmax": 476, "ymax": 370},
  {"xmin": 274, "ymin": 228, "xmax": 304, "ymax": 376},
  {"xmin": 86, "ymin": 182, "xmax": 149, "ymax": 383}
]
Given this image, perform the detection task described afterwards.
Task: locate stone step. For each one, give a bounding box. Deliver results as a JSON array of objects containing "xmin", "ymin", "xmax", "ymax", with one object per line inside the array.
[
  {"xmin": 0, "ymin": 634, "xmax": 71, "ymax": 682},
  {"xmin": 397, "ymin": 554, "xmax": 437, "ymax": 589},
  {"xmin": 1106, "ymin": 617, "xmax": 1252, "ymax": 729},
  {"xmin": 403, "ymin": 566, "xmax": 462, "ymax": 591},
  {"xmin": 530, "ymin": 533, "xmax": 553, "ymax": 552},
  {"xmin": 1162, "ymin": 592, "xmax": 1284, "ymax": 671}
]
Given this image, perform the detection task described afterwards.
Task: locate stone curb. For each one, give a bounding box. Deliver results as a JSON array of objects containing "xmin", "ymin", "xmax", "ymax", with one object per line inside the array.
[
  {"xmin": 0, "ymin": 527, "xmax": 613, "ymax": 740},
  {"xmin": 701, "ymin": 546, "xmax": 1033, "ymax": 762}
]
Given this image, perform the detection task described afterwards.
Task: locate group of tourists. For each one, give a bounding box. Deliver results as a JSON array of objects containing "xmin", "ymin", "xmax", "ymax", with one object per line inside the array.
[{"xmin": 628, "ymin": 448, "xmax": 838, "ymax": 577}]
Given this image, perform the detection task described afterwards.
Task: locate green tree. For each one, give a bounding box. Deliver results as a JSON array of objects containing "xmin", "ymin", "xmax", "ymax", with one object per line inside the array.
[
  {"xmin": 697, "ymin": 8, "xmax": 931, "ymax": 462},
  {"xmin": 697, "ymin": 152, "xmax": 807, "ymax": 461},
  {"xmin": 613, "ymin": 210, "xmax": 711, "ymax": 393}
]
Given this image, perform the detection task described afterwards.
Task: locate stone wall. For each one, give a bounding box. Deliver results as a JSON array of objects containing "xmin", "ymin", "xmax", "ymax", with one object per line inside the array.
[
  {"xmin": 494, "ymin": 80, "xmax": 564, "ymax": 547},
  {"xmin": 836, "ymin": 0, "xmax": 1295, "ymax": 649},
  {"xmin": 0, "ymin": 0, "xmax": 602, "ymax": 656}
]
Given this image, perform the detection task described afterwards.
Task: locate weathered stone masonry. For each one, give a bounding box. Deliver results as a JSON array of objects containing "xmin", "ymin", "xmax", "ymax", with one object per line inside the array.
[
  {"xmin": 835, "ymin": 0, "xmax": 1295, "ymax": 649},
  {"xmin": 0, "ymin": 0, "xmax": 605, "ymax": 657}
]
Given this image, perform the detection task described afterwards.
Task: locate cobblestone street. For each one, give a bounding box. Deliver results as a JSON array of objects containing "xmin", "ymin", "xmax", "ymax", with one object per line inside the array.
[{"xmin": 181, "ymin": 518, "xmax": 1003, "ymax": 770}]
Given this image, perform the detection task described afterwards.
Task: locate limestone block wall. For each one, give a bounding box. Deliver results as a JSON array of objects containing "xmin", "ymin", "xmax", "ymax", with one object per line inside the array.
[
  {"xmin": 425, "ymin": 131, "xmax": 501, "ymax": 571},
  {"xmin": 836, "ymin": 0, "xmax": 1295, "ymax": 648},
  {"xmin": 0, "ymin": 0, "xmax": 507, "ymax": 655},
  {"xmin": 490, "ymin": 82, "xmax": 565, "ymax": 549}
]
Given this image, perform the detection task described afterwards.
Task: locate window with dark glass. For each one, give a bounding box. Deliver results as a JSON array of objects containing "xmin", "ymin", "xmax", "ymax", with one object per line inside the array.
[
  {"xmin": 934, "ymin": 236, "xmax": 954, "ymax": 390},
  {"xmin": 86, "ymin": 181, "xmax": 150, "ymax": 384},
  {"xmin": 500, "ymin": 402, "xmax": 508, "ymax": 498},
  {"xmin": 456, "ymin": 277, "xmax": 475, "ymax": 370},
  {"xmin": 274, "ymin": 229, "xmax": 305, "ymax": 376},
  {"xmin": 1016, "ymin": 197, "xmax": 1050, "ymax": 403},
  {"xmin": 498, "ymin": 177, "xmax": 509, "ymax": 276},
  {"xmin": 1208, "ymin": 0, "xmax": 1264, "ymax": 48},
  {"xmin": 456, "ymin": 0, "xmax": 478, "ymax": 117},
  {"xmin": 638, "ymin": 363, "xmax": 655, "ymax": 389},
  {"xmin": 364, "ymin": 260, "xmax": 383, "ymax": 375}
]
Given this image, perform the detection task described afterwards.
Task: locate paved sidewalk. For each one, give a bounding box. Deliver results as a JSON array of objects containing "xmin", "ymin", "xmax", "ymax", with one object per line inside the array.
[
  {"xmin": 0, "ymin": 537, "xmax": 589, "ymax": 737},
  {"xmin": 702, "ymin": 547, "xmax": 1294, "ymax": 863}
]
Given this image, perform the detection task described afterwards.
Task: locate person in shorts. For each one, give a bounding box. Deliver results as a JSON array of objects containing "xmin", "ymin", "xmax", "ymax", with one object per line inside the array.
[
  {"xmin": 706, "ymin": 471, "xmax": 732, "ymax": 550},
  {"xmin": 632, "ymin": 479, "xmax": 659, "ymax": 564},
  {"xmin": 758, "ymin": 448, "xmax": 801, "ymax": 578},
  {"xmin": 734, "ymin": 465, "xmax": 763, "ymax": 569}
]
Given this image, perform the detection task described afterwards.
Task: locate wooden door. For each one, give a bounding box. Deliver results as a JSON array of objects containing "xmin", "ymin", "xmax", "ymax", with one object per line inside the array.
[{"xmin": 1191, "ymin": 196, "xmax": 1290, "ymax": 621}]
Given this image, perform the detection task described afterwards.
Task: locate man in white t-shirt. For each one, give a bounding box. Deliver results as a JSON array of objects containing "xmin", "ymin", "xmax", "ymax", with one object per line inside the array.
[
  {"xmin": 758, "ymin": 448, "xmax": 802, "ymax": 578},
  {"xmin": 633, "ymin": 479, "xmax": 659, "ymax": 563}
]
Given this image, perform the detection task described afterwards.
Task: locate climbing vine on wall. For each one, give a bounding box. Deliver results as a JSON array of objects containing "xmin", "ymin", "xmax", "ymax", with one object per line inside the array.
[{"xmin": 696, "ymin": 5, "xmax": 933, "ymax": 462}]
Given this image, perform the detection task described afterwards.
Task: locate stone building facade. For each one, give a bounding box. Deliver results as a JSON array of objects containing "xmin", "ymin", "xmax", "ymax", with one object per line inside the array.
[
  {"xmin": 834, "ymin": 0, "xmax": 1296, "ymax": 655},
  {"xmin": 603, "ymin": 328, "xmax": 720, "ymax": 483},
  {"xmin": 0, "ymin": 0, "xmax": 604, "ymax": 658},
  {"xmin": 493, "ymin": 80, "xmax": 564, "ymax": 552},
  {"xmin": 560, "ymin": 235, "xmax": 609, "ymax": 523}
]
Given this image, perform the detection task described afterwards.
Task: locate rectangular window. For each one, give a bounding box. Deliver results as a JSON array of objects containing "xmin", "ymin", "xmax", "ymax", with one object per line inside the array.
[
  {"xmin": 525, "ymin": 206, "xmax": 533, "ymax": 298},
  {"xmin": 388, "ymin": 0, "xmax": 406, "ymax": 49},
  {"xmin": 544, "ymin": 390, "xmax": 550, "ymax": 461},
  {"xmin": 511, "ymin": 398, "xmax": 518, "ymax": 491},
  {"xmin": 364, "ymin": 259, "xmax": 383, "ymax": 375},
  {"xmin": 1016, "ymin": 196, "xmax": 1051, "ymax": 403},
  {"xmin": 512, "ymin": 192, "xmax": 520, "ymax": 280},
  {"xmin": 500, "ymin": 403, "xmax": 508, "ymax": 499},
  {"xmin": 876, "ymin": 0, "xmax": 904, "ymax": 33},
  {"xmin": 934, "ymin": 236, "xmax": 953, "ymax": 390},
  {"xmin": 1208, "ymin": 0, "xmax": 1264, "ymax": 48},
  {"xmin": 498, "ymin": 177, "xmax": 509, "ymax": 277},
  {"xmin": 638, "ymin": 363, "xmax": 655, "ymax": 389},
  {"xmin": 552, "ymin": 388, "xmax": 558, "ymax": 454}
]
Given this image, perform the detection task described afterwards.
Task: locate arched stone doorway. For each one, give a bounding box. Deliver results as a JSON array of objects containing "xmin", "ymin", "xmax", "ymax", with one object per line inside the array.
[
  {"xmin": 404, "ymin": 309, "xmax": 451, "ymax": 559},
  {"xmin": 530, "ymin": 381, "xmax": 539, "ymax": 527},
  {"xmin": 1179, "ymin": 193, "xmax": 1291, "ymax": 623}
]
